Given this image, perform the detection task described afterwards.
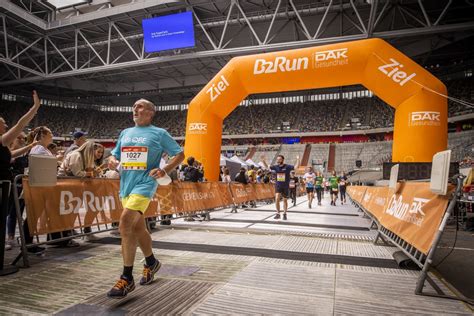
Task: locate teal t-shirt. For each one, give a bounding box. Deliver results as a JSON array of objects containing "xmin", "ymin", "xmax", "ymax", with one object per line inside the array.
[{"xmin": 111, "ymin": 125, "xmax": 182, "ymax": 199}]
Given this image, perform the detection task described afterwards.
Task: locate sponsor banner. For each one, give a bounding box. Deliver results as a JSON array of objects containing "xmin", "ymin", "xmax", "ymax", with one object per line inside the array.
[
  {"xmin": 229, "ymin": 183, "xmax": 258, "ymax": 204},
  {"xmin": 379, "ymin": 182, "xmax": 451, "ymax": 254},
  {"xmin": 22, "ymin": 178, "xmax": 272, "ymax": 235},
  {"xmin": 360, "ymin": 186, "xmax": 375, "ymax": 210},
  {"xmin": 349, "ymin": 186, "xmax": 367, "ymax": 205},
  {"xmin": 367, "ymin": 186, "xmax": 389, "ymax": 220},
  {"xmin": 149, "ymin": 184, "xmax": 175, "ymax": 216},
  {"xmin": 253, "ymin": 183, "xmax": 275, "ymax": 200},
  {"xmin": 22, "ymin": 178, "xmax": 122, "ymax": 235},
  {"xmin": 348, "ymin": 183, "xmax": 451, "ymax": 254},
  {"xmin": 171, "ymin": 182, "xmax": 234, "ymax": 214}
]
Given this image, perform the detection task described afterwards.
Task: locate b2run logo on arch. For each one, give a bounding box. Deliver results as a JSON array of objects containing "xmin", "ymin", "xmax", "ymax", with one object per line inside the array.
[{"xmin": 253, "ymin": 56, "xmax": 309, "ymax": 75}]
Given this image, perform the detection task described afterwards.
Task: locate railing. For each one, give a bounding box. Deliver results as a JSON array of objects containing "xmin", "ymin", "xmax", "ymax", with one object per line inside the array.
[
  {"xmin": 347, "ymin": 177, "xmax": 473, "ymax": 305},
  {"xmin": 10, "ymin": 175, "xmax": 276, "ymax": 268}
]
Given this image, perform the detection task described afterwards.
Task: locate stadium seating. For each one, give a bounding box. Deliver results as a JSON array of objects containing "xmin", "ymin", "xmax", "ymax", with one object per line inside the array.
[{"xmin": 1, "ymin": 78, "xmax": 471, "ymax": 138}]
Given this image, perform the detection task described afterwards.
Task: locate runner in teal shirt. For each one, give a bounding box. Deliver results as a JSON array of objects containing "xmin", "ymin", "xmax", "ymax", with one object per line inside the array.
[
  {"xmin": 111, "ymin": 125, "xmax": 182, "ymax": 199},
  {"xmin": 107, "ymin": 99, "xmax": 184, "ymax": 299}
]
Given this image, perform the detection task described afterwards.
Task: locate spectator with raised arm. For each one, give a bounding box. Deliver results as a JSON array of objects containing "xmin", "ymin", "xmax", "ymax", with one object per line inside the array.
[
  {"xmin": 1, "ymin": 91, "xmax": 41, "ymax": 181},
  {"xmin": 1, "ymin": 91, "xmax": 42, "ymax": 252}
]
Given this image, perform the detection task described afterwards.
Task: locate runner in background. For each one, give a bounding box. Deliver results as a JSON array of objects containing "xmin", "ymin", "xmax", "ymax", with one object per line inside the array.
[
  {"xmin": 288, "ymin": 170, "xmax": 299, "ymax": 206},
  {"xmin": 328, "ymin": 171, "xmax": 340, "ymax": 206},
  {"xmin": 303, "ymin": 166, "xmax": 316, "ymax": 209},
  {"xmin": 315, "ymin": 170, "xmax": 324, "ymax": 206},
  {"xmin": 339, "ymin": 171, "xmax": 348, "ymax": 205},
  {"xmin": 261, "ymin": 155, "xmax": 299, "ymax": 220}
]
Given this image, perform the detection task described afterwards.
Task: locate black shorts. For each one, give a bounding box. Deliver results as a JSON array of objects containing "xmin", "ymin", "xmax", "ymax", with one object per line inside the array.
[
  {"xmin": 275, "ymin": 187, "xmax": 289, "ymax": 198},
  {"xmin": 330, "ymin": 188, "xmax": 339, "ymax": 195},
  {"xmin": 306, "ymin": 187, "xmax": 314, "ymax": 193}
]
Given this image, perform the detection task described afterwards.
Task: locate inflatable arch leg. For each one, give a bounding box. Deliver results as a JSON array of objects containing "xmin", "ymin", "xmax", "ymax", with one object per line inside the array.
[{"xmin": 184, "ymin": 38, "xmax": 447, "ymax": 181}]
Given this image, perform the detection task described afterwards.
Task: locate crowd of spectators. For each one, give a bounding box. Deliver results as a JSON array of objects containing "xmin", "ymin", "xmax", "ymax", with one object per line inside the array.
[
  {"xmin": 0, "ymin": 78, "xmax": 471, "ymax": 138},
  {"xmin": 447, "ymin": 78, "xmax": 473, "ymax": 116}
]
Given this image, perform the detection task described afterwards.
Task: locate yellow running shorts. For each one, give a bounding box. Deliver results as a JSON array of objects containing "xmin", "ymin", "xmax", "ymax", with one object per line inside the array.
[{"xmin": 121, "ymin": 194, "xmax": 151, "ymax": 213}]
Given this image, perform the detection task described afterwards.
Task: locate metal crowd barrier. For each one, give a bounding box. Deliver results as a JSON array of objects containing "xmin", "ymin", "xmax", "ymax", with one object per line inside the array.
[
  {"xmin": 347, "ymin": 192, "xmax": 379, "ymax": 230},
  {"xmin": 348, "ymin": 176, "xmax": 473, "ymax": 305},
  {"xmin": 0, "ymin": 180, "xmax": 19, "ymax": 276},
  {"xmin": 10, "ymin": 174, "xmax": 276, "ymax": 269}
]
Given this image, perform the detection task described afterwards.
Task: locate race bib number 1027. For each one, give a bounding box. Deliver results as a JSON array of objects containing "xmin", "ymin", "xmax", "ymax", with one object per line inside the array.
[{"xmin": 121, "ymin": 146, "xmax": 148, "ymax": 170}]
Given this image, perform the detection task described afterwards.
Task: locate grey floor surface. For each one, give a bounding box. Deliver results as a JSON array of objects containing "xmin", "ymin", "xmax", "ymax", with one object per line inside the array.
[{"xmin": 1, "ymin": 195, "xmax": 472, "ymax": 315}]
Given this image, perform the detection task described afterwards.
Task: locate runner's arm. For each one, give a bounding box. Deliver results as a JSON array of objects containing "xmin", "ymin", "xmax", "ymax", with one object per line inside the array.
[{"xmin": 163, "ymin": 151, "xmax": 184, "ymax": 175}]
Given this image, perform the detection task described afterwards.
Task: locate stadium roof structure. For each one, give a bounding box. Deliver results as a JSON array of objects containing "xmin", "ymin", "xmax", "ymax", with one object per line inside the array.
[{"xmin": 0, "ymin": 0, "xmax": 473, "ymax": 106}]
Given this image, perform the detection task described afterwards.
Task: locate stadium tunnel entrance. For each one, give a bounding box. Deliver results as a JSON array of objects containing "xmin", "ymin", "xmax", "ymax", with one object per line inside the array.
[{"xmin": 184, "ymin": 38, "xmax": 447, "ymax": 181}]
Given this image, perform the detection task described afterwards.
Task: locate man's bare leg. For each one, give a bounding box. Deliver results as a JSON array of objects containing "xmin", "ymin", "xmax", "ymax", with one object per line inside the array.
[
  {"xmin": 134, "ymin": 214, "xmax": 161, "ymax": 285},
  {"xmin": 275, "ymin": 193, "xmax": 281, "ymax": 213},
  {"xmin": 120, "ymin": 209, "xmax": 142, "ymax": 267},
  {"xmin": 134, "ymin": 217, "xmax": 153, "ymax": 258}
]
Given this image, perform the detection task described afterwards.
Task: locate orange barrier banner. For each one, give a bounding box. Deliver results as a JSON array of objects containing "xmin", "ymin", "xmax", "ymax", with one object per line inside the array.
[
  {"xmin": 366, "ymin": 186, "xmax": 390, "ymax": 220},
  {"xmin": 360, "ymin": 186, "xmax": 376, "ymax": 210},
  {"xmin": 349, "ymin": 186, "xmax": 367, "ymax": 204},
  {"xmin": 22, "ymin": 178, "xmax": 275, "ymax": 235},
  {"xmin": 22, "ymin": 178, "xmax": 122, "ymax": 235},
  {"xmin": 229, "ymin": 183, "xmax": 258, "ymax": 204},
  {"xmin": 165, "ymin": 182, "xmax": 234, "ymax": 215},
  {"xmin": 347, "ymin": 183, "xmax": 451, "ymax": 254},
  {"xmin": 253, "ymin": 183, "xmax": 275, "ymax": 201},
  {"xmin": 379, "ymin": 182, "xmax": 451, "ymax": 254}
]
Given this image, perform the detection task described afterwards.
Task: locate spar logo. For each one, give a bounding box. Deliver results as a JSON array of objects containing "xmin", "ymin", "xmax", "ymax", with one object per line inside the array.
[
  {"xmin": 363, "ymin": 191, "xmax": 371, "ymax": 203},
  {"xmin": 182, "ymin": 191, "xmax": 216, "ymax": 201},
  {"xmin": 378, "ymin": 58, "xmax": 416, "ymax": 86},
  {"xmin": 235, "ymin": 188, "xmax": 248, "ymax": 198},
  {"xmin": 385, "ymin": 194, "xmax": 429, "ymax": 227},
  {"xmin": 374, "ymin": 196, "xmax": 386, "ymax": 207},
  {"xmin": 409, "ymin": 111, "xmax": 441, "ymax": 126},
  {"xmin": 60, "ymin": 191, "xmax": 116, "ymax": 215},
  {"xmin": 206, "ymin": 75, "xmax": 229, "ymax": 102},
  {"xmin": 314, "ymin": 48, "xmax": 349, "ymax": 68},
  {"xmin": 188, "ymin": 123, "xmax": 208, "ymax": 134},
  {"xmin": 253, "ymin": 56, "xmax": 309, "ymax": 75}
]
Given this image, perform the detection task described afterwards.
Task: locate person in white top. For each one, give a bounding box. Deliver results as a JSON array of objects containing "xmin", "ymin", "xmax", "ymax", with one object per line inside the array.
[
  {"xmin": 28, "ymin": 126, "xmax": 54, "ymax": 156},
  {"xmin": 303, "ymin": 166, "xmax": 316, "ymax": 209},
  {"xmin": 221, "ymin": 167, "xmax": 231, "ymax": 183},
  {"xmin": 28, "ymin": 125, "xmax": 81, "ymax": 247}
]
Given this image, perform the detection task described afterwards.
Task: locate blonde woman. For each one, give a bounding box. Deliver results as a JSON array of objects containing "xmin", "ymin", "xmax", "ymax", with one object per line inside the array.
[
  {"xmin": 58, "ymin": 141, "xmax": 103, "ymax": 177},
  {"xmin": 58, "ymin": 141, "xmax": 105, "ymax": 241}
]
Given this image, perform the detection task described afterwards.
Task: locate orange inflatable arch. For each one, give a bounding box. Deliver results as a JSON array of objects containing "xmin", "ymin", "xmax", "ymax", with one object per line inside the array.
[{"xmin": 184, "ymin": 38, "xmax": 447, "ymax": 181}]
